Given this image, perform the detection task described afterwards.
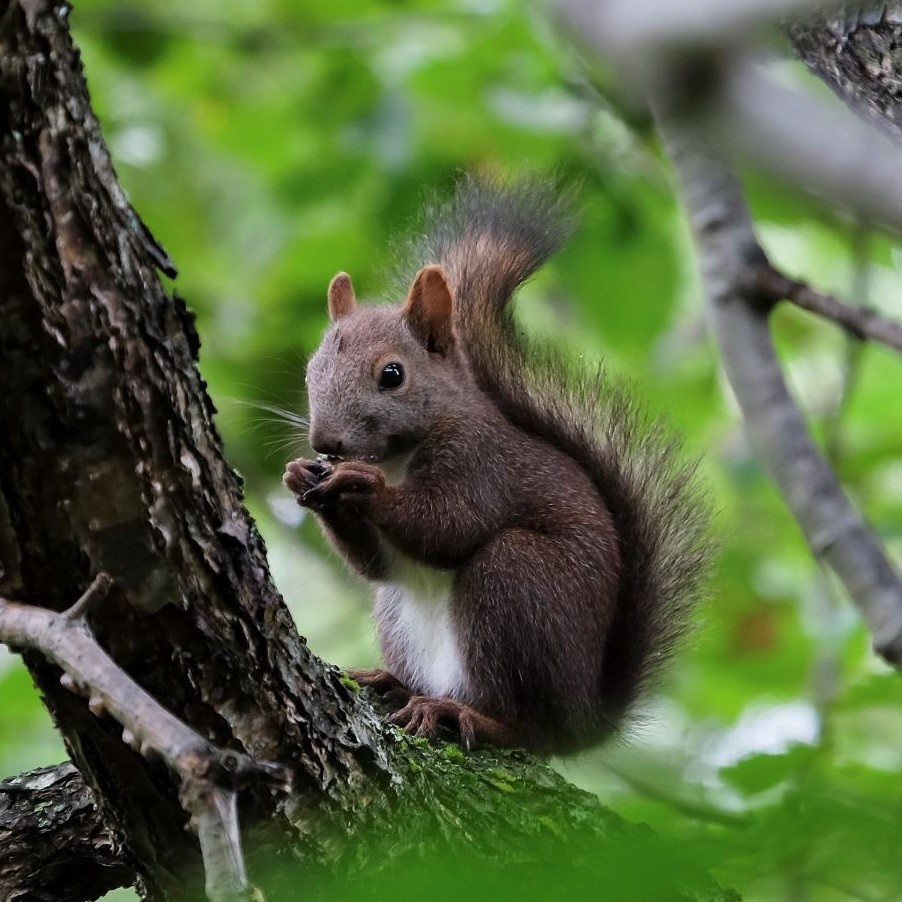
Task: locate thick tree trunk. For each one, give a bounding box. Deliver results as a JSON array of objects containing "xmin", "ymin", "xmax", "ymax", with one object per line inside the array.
[{"xmin": 0, "ymin": 3, "xmax": 730, "ymax": 901}]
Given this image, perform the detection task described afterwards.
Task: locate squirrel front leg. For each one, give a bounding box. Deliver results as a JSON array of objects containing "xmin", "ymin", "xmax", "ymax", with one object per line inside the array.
[
  {"xmin": 330, "ymin": 468, "xmax": 500, "ymax": 569},
  {"xmin": 284, "ymin": 459, "xmax": 388, "ymax": 579},
  {"xmin": 298, "ymin": 458, "xmax": 498, "ymax": 568}
]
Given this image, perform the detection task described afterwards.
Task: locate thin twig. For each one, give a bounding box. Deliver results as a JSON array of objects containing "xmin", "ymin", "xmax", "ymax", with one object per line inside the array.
[
  {"xmin": 755, "ymin": 266, "xmax": 902, "ymax": 357},
  {"xmin": 0, "ymin": 575, "xmax": 291, "ymax": 902},
  {"xmin": 63, "ymin": 572, "xmax": 113, "ymax": 621}
]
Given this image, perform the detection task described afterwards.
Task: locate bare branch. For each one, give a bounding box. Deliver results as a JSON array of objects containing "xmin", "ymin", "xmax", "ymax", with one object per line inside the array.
[
  {"xmin": 550, "ymin": 0, "xmax": 902, "ymax": 662},
  {"xmin": 756, "ymin": 266, "xmax": 902, "ymax": 356},
  {"xmin": 63, "ymin": 571, "xmax": 113, "ymax": 622},
  {"xmin": 651, "ymin": 103, "xmax": 902, "ymax": 667},
  {"xmin": 192, "ymin": 786, "xmax": 260, "ymax": 902},
  {"xmin": 0, "ymin": 578, "xmax": 291, "ymax": 902}
]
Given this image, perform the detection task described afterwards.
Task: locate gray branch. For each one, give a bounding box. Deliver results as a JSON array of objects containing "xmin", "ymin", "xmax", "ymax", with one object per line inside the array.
[
  {"xmin": 555, "ymin": 1, "xmax": 902, "ymax": 233},
  {"xmin": 554, "ymin": 0, "xmax": 823, "ymax": 56},
  {"xmin": 755, "ymin": 266, "xmax": 902, "ymax": 355},
  {"xmin": 725, "ymin": 61, "xmax": 902, "ymax": 233},
  {"xmin": 652, "ymin": 105, "xmax": 902, "ymax": 666},
  {"xmin": 0, "ymin": 575, "xmax": 291, "ymax": 902}
]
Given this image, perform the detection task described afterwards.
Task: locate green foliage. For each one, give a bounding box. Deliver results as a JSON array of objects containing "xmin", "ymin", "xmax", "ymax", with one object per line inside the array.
[{"xmin": 3, "ymin": 2, "xmax": 902, "ymax": 899}]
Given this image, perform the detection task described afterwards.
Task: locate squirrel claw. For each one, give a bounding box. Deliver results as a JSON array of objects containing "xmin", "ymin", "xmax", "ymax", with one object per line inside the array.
[
  {"xmin": 283, "ymin": 458, "xmax": 331, "ymax": 507},
  {"xmin": 388, "ymin": 696, "xmax": 506, "ymax": 752}
]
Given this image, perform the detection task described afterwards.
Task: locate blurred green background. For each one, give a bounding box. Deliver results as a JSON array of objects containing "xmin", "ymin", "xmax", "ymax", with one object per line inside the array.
[{"xmin": 3, "ymin": 2, "xmax": 902, "ymax": 899}]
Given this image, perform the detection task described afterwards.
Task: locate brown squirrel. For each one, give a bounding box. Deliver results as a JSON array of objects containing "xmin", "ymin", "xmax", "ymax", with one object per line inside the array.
[{"xmin": 284, "ymin": 177, "xmax": 711, "ymax": 755}]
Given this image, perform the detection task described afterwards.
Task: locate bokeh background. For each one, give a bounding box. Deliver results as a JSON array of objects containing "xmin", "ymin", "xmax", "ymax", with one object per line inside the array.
[{"xmin": 3, "ymin": 2, "xmax": 902, "ymax": 899}]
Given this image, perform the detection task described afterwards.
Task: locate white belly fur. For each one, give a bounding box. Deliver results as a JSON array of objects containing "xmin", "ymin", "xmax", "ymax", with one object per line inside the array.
[
  {"xmin": 374, "ymin": 448, "xmax": 468, "ymax": 699},
  {"xmin": 377, "ymin": 555, "xmax": 467, "ymax": 699}
]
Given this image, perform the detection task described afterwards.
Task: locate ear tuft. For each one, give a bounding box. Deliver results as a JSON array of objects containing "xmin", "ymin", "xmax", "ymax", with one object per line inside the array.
[
  {"xmin": 328, "ymin": 272, "xmax": 357, "ymax": 322},
  {"xmin": 403, "ymin": 265, "xmax": 454, "ymax": 354}
]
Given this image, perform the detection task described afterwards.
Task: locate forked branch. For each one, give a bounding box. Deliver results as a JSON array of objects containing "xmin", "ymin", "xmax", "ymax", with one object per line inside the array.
[
  {"xmin": 0, "ymin": 575, "xmax": 292, "ymax": 902},
  {"xmin": 653, "ymin": 109, "xmax": 902, "ymax": 667}
]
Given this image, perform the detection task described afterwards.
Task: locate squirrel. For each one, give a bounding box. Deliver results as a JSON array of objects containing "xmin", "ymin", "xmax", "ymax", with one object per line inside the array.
[{"xmin": 283, "ymin": 176, "xmax": 711, "ymax": 756}]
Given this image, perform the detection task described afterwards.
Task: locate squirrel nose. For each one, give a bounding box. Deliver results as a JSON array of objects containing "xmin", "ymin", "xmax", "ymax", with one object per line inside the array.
[{"xmin": 312, "ymin": 436, "xmax": 344, "ymax": 457}]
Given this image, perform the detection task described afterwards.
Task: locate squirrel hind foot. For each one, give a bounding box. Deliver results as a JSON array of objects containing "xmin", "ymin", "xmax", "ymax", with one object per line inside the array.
[
  {"xmin": 346, "ymin": 668, "xmax": 411, "ymax": 706},
  {"xmin": 388, "ymin": 696, "xmax": 516, "ymax": 752}
]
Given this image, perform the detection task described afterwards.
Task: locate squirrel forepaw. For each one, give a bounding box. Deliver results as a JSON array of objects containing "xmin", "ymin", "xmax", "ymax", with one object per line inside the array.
[
  {"xmin": 283, "ymin": 458, "xmax": 332, "ymax": 508},
  {"xmin": 302, "ymin": 460, "xmax": 385, "ymax": 507}
]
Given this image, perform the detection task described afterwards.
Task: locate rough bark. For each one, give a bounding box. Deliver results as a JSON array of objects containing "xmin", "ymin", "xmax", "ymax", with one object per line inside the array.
[
  {"xmin": 0, "ymin": 763, "xmax": 129, "ymax": 902},
  {"xmin": 788, "ymin": 4, "xmax": 902, "ymax": 144},
  {"xmin": 0, "ymin": 3, "xmax": 731, "ymax": 901}
]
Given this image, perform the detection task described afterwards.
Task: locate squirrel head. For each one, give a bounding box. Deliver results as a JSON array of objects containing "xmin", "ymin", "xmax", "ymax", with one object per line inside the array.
[{"xmin": 305, "ymin": 264, "xmax": 471, "ymax": 463}]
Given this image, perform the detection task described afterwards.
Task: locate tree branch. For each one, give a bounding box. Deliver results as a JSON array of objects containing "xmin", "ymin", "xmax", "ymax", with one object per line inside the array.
[
  {"xmin": 725, "ymin": 61, "xmax": 902, "ymax": 234},
  {"xmin": 554, "ymin": 0, "xmax": 822, "ymax": 57},
  {"xmin": 0, "ymin": 575, "xmax": 291, "ymax": 902},
  {"xmin": 552, "ymin": 0, "xmax": 902, "ymax": 665},
  {"xmin": 0, "ymin": 3, "xmax": 393, "ymax": 893},
  {"xmin": 0, "ymin": 762, "xmax": 131, "ymax": 902},
  {"xmin": 0, "ymin": 4, "xmax": 734, "ymax": 900},
  {"xmin": 652, "ymin": 103, "xmax": 902, "ymax": 666},
  {"xmin": 755, "ymin": 265, "xmax": 902, "ymax": 355}
]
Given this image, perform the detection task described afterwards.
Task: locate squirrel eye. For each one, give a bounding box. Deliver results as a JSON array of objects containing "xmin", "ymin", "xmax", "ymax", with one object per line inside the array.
[{"xmin": 378, "ymin": 362, "xmax": 405, "ymax": 390}]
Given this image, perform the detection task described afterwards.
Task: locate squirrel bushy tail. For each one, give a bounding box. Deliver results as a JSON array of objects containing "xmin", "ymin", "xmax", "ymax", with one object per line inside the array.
[{"xmin": 405, "ymin": 174, "xmax": 713, "ymax": 727}]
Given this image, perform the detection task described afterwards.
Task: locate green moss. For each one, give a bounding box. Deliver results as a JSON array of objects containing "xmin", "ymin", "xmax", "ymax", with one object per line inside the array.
[{"xmin": 441, "ymin": 743, "xmax": 466, "ymax": 762}]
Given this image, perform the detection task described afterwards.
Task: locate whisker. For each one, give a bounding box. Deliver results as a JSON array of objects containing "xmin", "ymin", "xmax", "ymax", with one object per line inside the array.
[
  {"xmin": 262, "ymin": 434, "xmax": 309, "ymax": 450},
  {"xmin": 225, "ymin": 397, "xmax": 310, "ymax": 428},
  {"xmin": 236, "ymin": 415, "xmax": 308, "ymax": 432},
  {"xmin": 217, "ymin": 395, "xmax": 312, "ymax": 461},
  {"xmin": 262, "ymin": 437, "xmax": 309, "ymax": 460}
]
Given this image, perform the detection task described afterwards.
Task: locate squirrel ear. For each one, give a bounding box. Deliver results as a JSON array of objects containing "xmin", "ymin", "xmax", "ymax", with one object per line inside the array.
[
  {"xmin": 327, "ymin": 272, "xmax": 357, "ymax": 322},
  {"xmin": 403, "ymin": 265, "xmax": 454, "ymax": 354}
]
